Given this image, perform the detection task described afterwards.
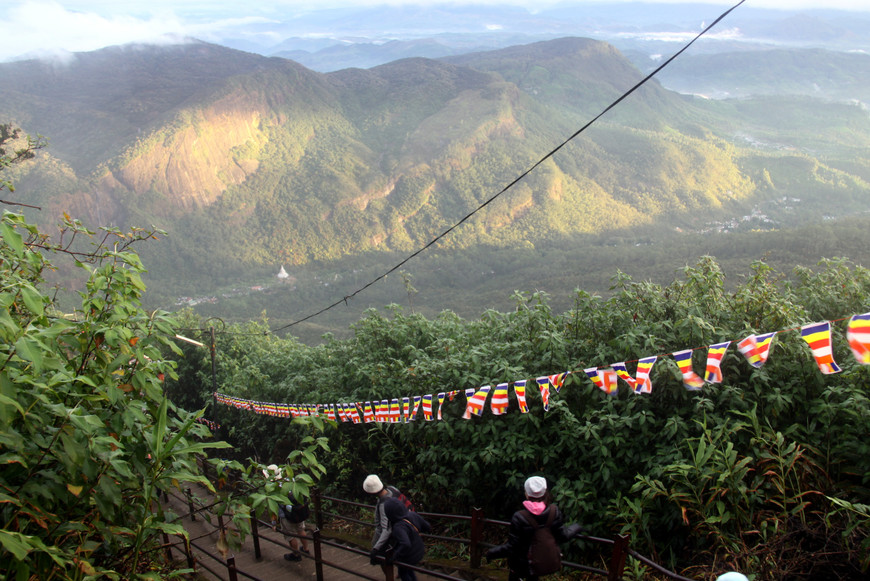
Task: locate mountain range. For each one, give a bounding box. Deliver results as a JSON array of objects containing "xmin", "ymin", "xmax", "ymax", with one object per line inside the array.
[
  {"xmin": 1, "ymin": 32, "xmax": 869, "ymax": 341},
  {"xmin": 209, "ymin": 3, "xmax": 870, "ymax": 73}
]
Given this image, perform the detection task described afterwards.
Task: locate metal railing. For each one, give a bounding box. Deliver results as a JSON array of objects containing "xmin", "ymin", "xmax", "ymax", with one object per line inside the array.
[
  {"xmin": 314, "ymin": 493, "xmax": 685, "ymax": 581},
  {"xmin": 158, "ymin": 466, "xmax": 694, "ymax": 581}
]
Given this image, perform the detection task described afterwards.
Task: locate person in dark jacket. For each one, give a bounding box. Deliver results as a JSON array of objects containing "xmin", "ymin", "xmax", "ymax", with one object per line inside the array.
[
  {"xmin": 486, "ymin": 476, "xmax": 583, "ymax": 581},
  {"xmin": 381, "ymin": 497, "xmax": 431, "ymax": 581}
]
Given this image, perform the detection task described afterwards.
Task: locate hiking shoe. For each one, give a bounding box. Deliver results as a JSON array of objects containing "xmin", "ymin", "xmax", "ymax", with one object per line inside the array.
[{"xmin": 284, "ymin": 553, "xmax": 302, "ymax": 562}]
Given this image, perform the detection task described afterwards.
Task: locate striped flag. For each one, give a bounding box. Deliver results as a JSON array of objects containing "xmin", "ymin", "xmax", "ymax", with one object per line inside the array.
[
  {"xmin": 491, "ymin": 383, "xmax": 510, "ymax": 415},
  {"xmin": 612, "ymin": 356, "xmax": 657, "ymax": 394},
  {"xmin": 422, "ymin": 394, "xmax": 433, "ymax": 421},
  {"xmin": 549, "ymin": 372, "xmax": 568, "ymax": 394},
  {"xmin": 464, "ymin": 386, "xmax": 490, "ymax": 418},
  {"xmin": 800, "ymin": 321, "xmax": 842, "ymax": 375},
  {"xmin": 436, "ymin": 392, "xmax": 447, "ymax": 420},
  {"xmin": 375, "ymin": 400, "xmax": 389, "ymax": 422},
  {"xmin": 345, "ymin": 403, "xmax": 362, "ymax": 424},
  {"xmin": 408, "ymin": 395, "xmax": 422, "ymax": 421},
  {"xmin": 514, "ymin": 380, "xmax": 529, "ymax": 413},
  {"xmin": 612, "ymin": 362, "xmax": 637, "ymax": 391},
  {"xmin": 401, "ymin": 397, "xmax": 410, "ymax": 422},
  {"xmin": 672, "ymin": 350, "xmax": 704, "ymax": 391},
  {"xmin": 462, "ymin": 388, "xmax": 476, "ymax": 419},
  {"xmin": 325, "ymin": 404, "xmax": 336, "ymax": 421},
  {"xmin": 535, "ymin": 376, "xmax": 552, "ymax": 411},
  {"xmin": 584, "ymin": 367, "xmax": 618, "ymax": 395},
  {"xmin": 357, "ymin": 402, "xmax": 375, "ymax": 423},
  {"xmin": 389, "ymin": 399, "xmax": 401, "ymax": 423},
  {"xmin": 755, "ymin": 332, "xmax": 777, "ymax": 365},
  {"xmin": 847, "ymin": 313, "xmax": 870, "ymax": 364},
  {"xmin": 737, "ymin": 332, "xmax": 777, "ymax": 368},
  {"xmin": 704, "ymin": 341, "xmax": 730, "ymax": 384},
  {"xmin": 635, "ymin": 356, "xmax": 656, "ymax": 394}
]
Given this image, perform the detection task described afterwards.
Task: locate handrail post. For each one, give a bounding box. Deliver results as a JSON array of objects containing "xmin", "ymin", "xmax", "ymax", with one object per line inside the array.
[
  {"xmin": 313, "ymin": 528, "xmax": 325, "ymax": 581},
  {"xmin": 161, "ymin": 532, "xmax": 173, "ymax": 562},
  {"xmin": 186, "ymin": 488, "xmax": 196, "ymax": 521},
  {"xmin": 313, "ymin": 487, "xmax": 324, "ymax": 531},
  {"xmin": 608, "ymin": 533, "xmax": 630, "ymax": 581},
  {"xmin": 251, "ymin": 514, "xmax": 262, "ymax": 560},
  {"xmin": 470, "ymin": 507, "xmax": 484, "ymax": 569},
  {"xmin": 227, "ymin": 556, "xmax": 239, "ymax": 581},
  {"xmin": 183, "ymin": 536, "xmax": 195, "ymax": 571}
]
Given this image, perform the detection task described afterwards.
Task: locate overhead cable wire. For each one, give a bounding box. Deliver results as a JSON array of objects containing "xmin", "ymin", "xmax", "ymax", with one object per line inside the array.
[{"xmin": 270, "ymin": 0, "xmax": 747, "ymax": 334}]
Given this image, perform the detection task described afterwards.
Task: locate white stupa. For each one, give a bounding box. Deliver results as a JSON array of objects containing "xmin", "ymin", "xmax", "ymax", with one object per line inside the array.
[{"xmin": 277, "ymin": 265, "xmax": 289, "ymax": 280}]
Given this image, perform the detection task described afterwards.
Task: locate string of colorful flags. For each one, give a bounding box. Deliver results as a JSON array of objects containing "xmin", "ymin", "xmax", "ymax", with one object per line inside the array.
[
  {"xmin": 214, "ymin": 313, "xmax": 870, "ymax": 424},
  {"xmin": 196, "ymin": 417, "xmax": 221, "ymax": 430}
]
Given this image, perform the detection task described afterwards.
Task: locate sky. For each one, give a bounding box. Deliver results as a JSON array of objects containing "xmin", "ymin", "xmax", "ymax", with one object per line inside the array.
[{"xmin": 3, "ymin": 0, "xmax": 869, "ymax": 62}]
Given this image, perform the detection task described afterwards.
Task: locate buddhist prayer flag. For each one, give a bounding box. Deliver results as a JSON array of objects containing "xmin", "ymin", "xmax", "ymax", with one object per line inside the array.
[
  {"xmin": 549, "ymin": 372, "xmax": 568, "ymax": 394},
  {"xmin": 346, "ymin": 403, "xmax": 361, "ymax": 424},
  {"xmin": 613, "ymin": 356, "xmax": 657, "ymax": 394},
  {"xmin": 462, "ymin": 388, "xmax": 475, "ymax": 419},
  {"xmin": 635, "ymin": 356, "xmax": 656, "ymax": 394},
  {"xmin": 389, "ymin": 399, "xmax": 401, "ymax": 423},
  {"xmin": 464, "ymin": 386, "xmax": 490, "ymax": 418},
  {"xmin": 375, "ymin": 400, "xmax": 389, "ymax": 422},
  {"xmin": 422, "ymin": 394, "xmax": 433, "ymax": 421},
  {"xmin": 705, "ymin": 341, "xmax": 730, "ymax": 384},
  {"xmin": 409, "ymin": 396, "xmax": 422, "ymax": 421},
  {"xmin": 357, "ymin": 402, "xmax": 375, "ymax": 423},
  {"xmin": 491, "ymin": 383, "xmax": 509, "ymax": 415},
  {"xmin": 800, "ymin": 322, "xmax": 842, "ymax": 375},
  {"xmin": 514, "ymin": 380, "xmax": 529, "ymax": 413},
  {"xmin": 672, "ymin": 350, "xmax": 704, "ymax": 391},
  {"xmin": 535, "ymin": 376, "xmax": 552, "ymax": 411},
  {"xmin": 737, "ymin": 332, "xmax": 777, "ymax": 368},
  {"xmin": 847, "ymin": 313, "xmax": 870, "ymax": 364},
  {"xmin": 325, "ymin": 404, "xmax": 336, "ymax": 421},
  {"xmin": 584, "ymin": 367, "xmax": 618, "ymax": 395},
  {"xmin": 755, "ymin": 332, "xmax": 776, "ymax": 365},
  {"xmin": 612, "ymin": 362, "xmax": 636, "ymax": 391},
  {"xmin": 437, "ymin": 392, "xmax": 447, "ymax": 420}
]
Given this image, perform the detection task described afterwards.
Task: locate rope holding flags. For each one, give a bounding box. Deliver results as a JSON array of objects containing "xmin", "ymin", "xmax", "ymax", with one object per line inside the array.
[{"xmin": 215, "ymin": 313, "xmax": 870, "ymax": 424}]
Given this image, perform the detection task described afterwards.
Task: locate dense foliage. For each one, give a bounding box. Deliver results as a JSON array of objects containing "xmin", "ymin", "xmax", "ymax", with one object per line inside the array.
[
  {"xmin": 178, "ymin": 255, "xmax": 870, "ymax": 579},
  {"xmin": 0, "ymin": 126, "xmax": 326, "ymax": 579}
]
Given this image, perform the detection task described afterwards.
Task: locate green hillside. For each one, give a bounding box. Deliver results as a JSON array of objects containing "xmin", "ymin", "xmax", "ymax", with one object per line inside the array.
[{"xmin": 1, "ymin": 39, "xmax": 869, "ymax": 341}]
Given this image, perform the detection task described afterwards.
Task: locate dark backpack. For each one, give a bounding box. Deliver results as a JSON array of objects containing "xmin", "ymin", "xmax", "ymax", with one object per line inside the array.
[
  {"xmin": 521, "ymin": 508, "xmax": 561, "ymax": 576},
  {"xmin": 281, "ymin": 494, "xmax": 310, "ymax": 524},
  {"xmin": 386, "ymin": 485, "xmax": 415, "ymax": 511}
]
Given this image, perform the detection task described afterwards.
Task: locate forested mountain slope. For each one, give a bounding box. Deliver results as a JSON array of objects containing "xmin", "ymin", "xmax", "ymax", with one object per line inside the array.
[
  {"xmin": 1, "ymin": 38, "xmax": 868, "ymax": 333},
  {"xmin": 1, "ymin": 40, "xmax": 752, "ymax": 271}
]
